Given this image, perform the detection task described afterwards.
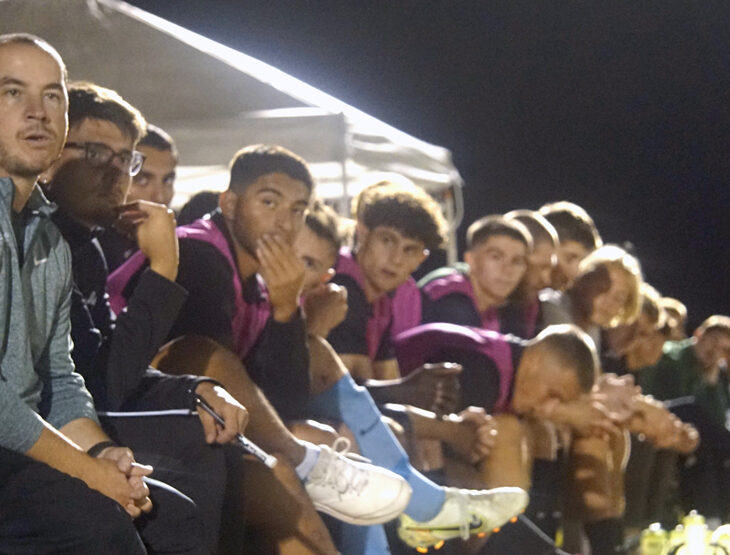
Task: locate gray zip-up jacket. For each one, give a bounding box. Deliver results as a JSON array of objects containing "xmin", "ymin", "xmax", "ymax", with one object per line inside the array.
[{"xmin": 0, "ymin": 177, "xmax": 98, "ymax": 453}]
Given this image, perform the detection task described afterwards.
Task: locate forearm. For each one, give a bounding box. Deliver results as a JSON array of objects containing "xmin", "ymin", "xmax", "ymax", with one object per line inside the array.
[
  {"xmin": 405, "ymin": 406, "xmax": 451, "ymax": 441},
  {"xmin": 25, "ymin": 424, "xmax": 98, "ymax": 482},
  {"xmin": 60, "ymin": 417, "xmax": 112, "ymax": 451}
]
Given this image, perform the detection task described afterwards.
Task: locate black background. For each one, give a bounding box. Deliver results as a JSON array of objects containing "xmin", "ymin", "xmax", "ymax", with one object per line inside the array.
[{"xmin": 128, "ymin": 0, "xmax": 729, "ymax": 330}]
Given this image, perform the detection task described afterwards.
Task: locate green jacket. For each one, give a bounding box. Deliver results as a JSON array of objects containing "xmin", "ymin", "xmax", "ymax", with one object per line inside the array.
[
  {"xmin": 638, "ymin": 338, "xmax": 728, "ymax": 427},
  {"xmin": 637, "ymin": 339, "xmax": 700, "ymax": 401}
]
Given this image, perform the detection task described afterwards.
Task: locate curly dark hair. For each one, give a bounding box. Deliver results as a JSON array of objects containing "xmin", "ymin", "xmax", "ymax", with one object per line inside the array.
[{"xmin": 355, "ymin": 179, "xmax": 447, "ymax": 251}]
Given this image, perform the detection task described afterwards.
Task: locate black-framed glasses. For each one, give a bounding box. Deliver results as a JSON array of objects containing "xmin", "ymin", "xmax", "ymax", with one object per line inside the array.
[{"xmin": 64, "ymin": 141, "xmax": 145, "ymax": 177}]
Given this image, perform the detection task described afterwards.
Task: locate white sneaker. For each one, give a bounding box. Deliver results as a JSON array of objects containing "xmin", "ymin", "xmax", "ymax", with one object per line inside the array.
[
  {"xmin": 304, "ymin": 438, "xmax": 413, "ymax": 525},
  {"xmin": 398, "ymin": 486, "xmax": 528, "ymax": 549}
]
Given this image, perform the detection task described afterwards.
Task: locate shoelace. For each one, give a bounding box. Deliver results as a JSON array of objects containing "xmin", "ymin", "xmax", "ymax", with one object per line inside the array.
[{"xmin": 311, "ymin": 437, "xmax": 370, "ymax": 498}]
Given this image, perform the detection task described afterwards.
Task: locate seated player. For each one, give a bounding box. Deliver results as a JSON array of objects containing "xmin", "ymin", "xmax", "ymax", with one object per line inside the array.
[
  {"xmin": 420, "ymin": 214, "xmax": 531, "ymax": 332},
  {"xmin": 395, "ymin": 321, "xmax": 698, "ymax": 554},
  {"xmin": 642, "ymin": 315, "xmax": 730, "ymax": 523},
  {"xmin": 326, "ymin": 178, "xmax": 450, "ymax": 381},
  {"xmin": 107, "ymin": 145, "xmax": 473, "ymax": 551},
  {"xmin": 538, "ymin": 201, "xmax": 602, "ymax": 291},
  {"xmin": 99, "ymin": 124, "xmax": 179, "ymax": 272},
  {"xmin": 320, "ymin": 179, "xmax": 510, "ymax": 483},
  {"xmin": 540, "ymin": 244, "xmax": 643, "ymax": 353},
  {"xmin": 418, "ymin": 215, "xmax": 531, "ymax": 411},
  {"xmin": 41, "ymin": 81, "xmax": 252, "ymax": 552},
  {"xmin": 622, "ymin": 283, "xmax": 668, "ymax": 373},
  {"xmin": 660, "ymin": 296, "xmax": 689, "ymax": 340},
  {"xmin": 296, "ymin": 200, "xmax": 529, "ymax": 551},
  {"xmin": 500, "ymin": 209, "xmax": 560, "ymax": 339}
]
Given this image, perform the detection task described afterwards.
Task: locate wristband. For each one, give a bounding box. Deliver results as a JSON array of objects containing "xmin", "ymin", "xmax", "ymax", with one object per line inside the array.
[
  {"xmin": 188, "ymin": 378, "xmax": 221, "ymax": 411},
  {"xmin": 87, "ymin": 440, "xmax": 117, "ymax": 458}
]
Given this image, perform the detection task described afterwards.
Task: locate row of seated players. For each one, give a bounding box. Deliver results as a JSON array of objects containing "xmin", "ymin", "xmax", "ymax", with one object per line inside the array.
[
  {"xmin": 0, "ymin": 36, "xmax": 528, "ymax": 555},
  {"xmin": 35, "ymin": 74, "xmax": 537, "ymax": 554},
  {"xmin": 6, "ymin": 33, "xmax": 723, "ymax": 555},
  {"xmin": 103, "ymin": 114, "xmax": 726, "ymax": 553}
]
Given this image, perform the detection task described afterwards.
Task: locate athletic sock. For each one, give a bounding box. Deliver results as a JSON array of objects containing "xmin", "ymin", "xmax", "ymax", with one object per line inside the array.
[
  {"xmin": 294, "ymin": 441, "xmax": 321, "ymax": 481},
  {"xmin": 340, "ymin": 523, "xmax": 391, "ymax": 555},
  {"xmin": 584, "ymin": 518, "xmax": 626, "ymax": 555},
  {"xmin": 307, "ymin": 373, "xmax": 445, "ymax": 520}
]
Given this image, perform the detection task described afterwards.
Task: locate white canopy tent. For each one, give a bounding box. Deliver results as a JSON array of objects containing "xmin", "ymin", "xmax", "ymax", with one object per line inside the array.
[{"xmin": 0, "ymin": 0, "xmax": 464, "ymax": 258}]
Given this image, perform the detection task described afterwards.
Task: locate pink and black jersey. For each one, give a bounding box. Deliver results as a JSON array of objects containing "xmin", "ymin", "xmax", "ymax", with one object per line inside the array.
[
  {"xmin": 394, "ymin": 323, "xmax": 519, "ymax": 413},
  {"xmin": 327, "ymin": 247, "xmax": 423, "ymax": 363},
  {"xmin": 419, "ymin": 265, "xmax": 501, "ymax": 331},
  {"xmin": 107, "ymin": 211, "xmax": 309, "ymax": 419}
]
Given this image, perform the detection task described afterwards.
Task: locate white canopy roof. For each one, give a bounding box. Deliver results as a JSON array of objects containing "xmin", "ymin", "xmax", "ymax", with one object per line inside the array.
[{"xmin": 1, "ymin": 0, "xmax": 463, "ymax": 211}]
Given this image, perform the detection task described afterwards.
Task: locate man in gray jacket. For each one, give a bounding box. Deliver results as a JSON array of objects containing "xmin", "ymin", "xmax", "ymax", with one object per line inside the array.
[{"xmin": 0, "ymin": 33, "xmax": 156, "ymax": 554}]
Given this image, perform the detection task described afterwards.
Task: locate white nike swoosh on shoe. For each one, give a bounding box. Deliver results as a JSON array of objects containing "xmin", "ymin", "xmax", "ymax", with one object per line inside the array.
[{"xmin": 34, "ymin": 256, "xmax": 47, "ymax": 266}]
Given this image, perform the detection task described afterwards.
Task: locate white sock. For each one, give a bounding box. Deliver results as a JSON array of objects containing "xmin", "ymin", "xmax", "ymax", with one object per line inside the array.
[{"xmin": 294, "ymin": 441, "xmax": 321, "ymax": 481}]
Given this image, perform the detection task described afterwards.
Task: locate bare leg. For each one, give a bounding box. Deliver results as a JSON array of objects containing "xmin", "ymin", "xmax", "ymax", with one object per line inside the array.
[
  {"xmin": 565, "ymin": 430, "xmax": 628, "ymax": 522},
  {"xmin": 152, "ymin": 336, "xmax": 338, "ymax": 554},
  {"xmin": 288, "ymin": 420, "xmax": 339, "ymax": 448},
  {"xmin": 478, "ymin": 414, "xmax": 532, "ymax": 490},
  {"xmin": 307, "ymin": 335, "xmax": 348, "ymax": 395},
  {"xmin": 241, "ymin": 458, "xmax": 338, "ymax": 555}
]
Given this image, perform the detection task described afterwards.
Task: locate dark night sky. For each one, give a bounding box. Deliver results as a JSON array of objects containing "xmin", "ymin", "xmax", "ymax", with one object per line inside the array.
[{"xmin": 128, "ymin": 0, "xmax": 729, "ymax": 329}]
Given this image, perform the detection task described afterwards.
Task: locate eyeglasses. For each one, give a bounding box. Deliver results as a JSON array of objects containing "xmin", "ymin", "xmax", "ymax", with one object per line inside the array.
[{"xmin": 64, "ymin": 141, "xmax": 145, "ymax": 177}]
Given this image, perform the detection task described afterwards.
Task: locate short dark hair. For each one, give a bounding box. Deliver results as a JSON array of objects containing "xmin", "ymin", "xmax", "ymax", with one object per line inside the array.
[
  {"xmin": 505, "ymin": 209, "xmax": 559, "ymax": 249},
  {"xmin": 139, "ymin": 124, "xmax": 178, "ymax": 160},
  {"xmin": 0, "ymin": 33, "xmax": 67, "ymax": 80},
  {"xmin": 228, "ymin": 144, "xmax": 313, "ymax": 194},
  {"xmin": 539, "ymin": 201, "xmax": 602, "ymax": 251},
  {"xmin": 177, "ymin": 191, "xmax": 220, "ymax": 226},
  {"xmin": 68, "ymin": 82, "xmax": 146, "ymax": 143},
  {"xmin": 697, "ymin": 315, "xmax": 730, "ymax": 339},
  {"xmin": 355, "ymin": 178, "xmax": 448, "ymax": 251},
  {"xmin": 466, "ymin": 214, "xmax": 533, "ymax": 252},
  {"xmin": 530, "ymin": 324, "xmax": 598, "ymax": 392},
  {"xmin": 305, "ymin": 200, "xmax": 342, "ymax": 253}
]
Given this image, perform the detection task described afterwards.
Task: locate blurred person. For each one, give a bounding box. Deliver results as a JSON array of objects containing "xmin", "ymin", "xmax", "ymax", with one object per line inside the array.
[
  {"xmin": 299, "ymin": 197, "xmax": 528, "ymax": 552},
  {"xmin": 619, "ymin": 284, "xmax": 683, "ymax": 533},
  {"xmin": 419, "ymin": 215, "xmax": 531, "ymax": 412},
  {"xmin": 500, "ymin": 209, "xmax": 560, "ymax": 340},
  {"xmin": 538, "ymin": 201, "xmax": 602, "ymax": 291},
  {"xmin": 639, "ymin": 315, "xmax": 730, "ymax": 523},
  {"xmin": 624, "ymin": 284, "xmax": 668, "ymax": 372},
  {"xmin": 99, "ymin": 124, "xmax": 178, "ymax": 272},
  {"xmin": 640, "ymin": 315, "xmax": 730, "ymax": 422},
  {"xmin": 661, "ymin": 296, "xmax": 688, "ymax": 340},
  {"xmin": 541, "ymin": 244, "xmax": 643, "ymax": 353},
  {"xmin": 41, "ymin": 82, "xmax": 254, "ymax": 553},
  {"xmin": 126, "ymin": 124, "xmax": 176, "ymax": 206}
]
